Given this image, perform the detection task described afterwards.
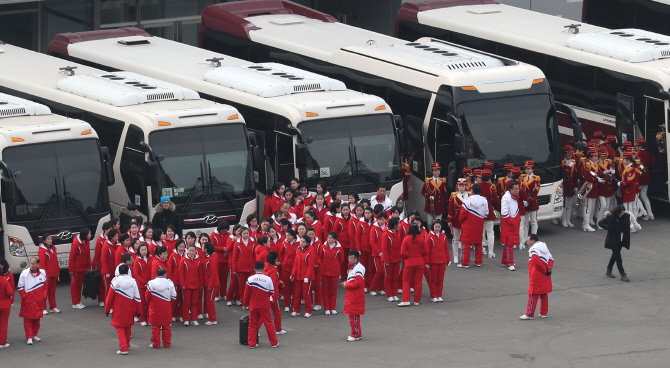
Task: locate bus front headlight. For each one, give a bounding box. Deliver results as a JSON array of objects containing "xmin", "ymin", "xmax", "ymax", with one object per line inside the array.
[
  {"xmin": 8, "ymin": 237, "xmax": 26, "ymax": 257},
  {"xmin": 554, "ymin": 184, "xmax": 564, "ymax": 204}
]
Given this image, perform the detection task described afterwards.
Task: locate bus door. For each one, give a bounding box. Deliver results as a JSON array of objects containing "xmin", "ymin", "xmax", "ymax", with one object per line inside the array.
[
  {"xmin": 432, "ymin": 117, "xmax": 458, "ymax": 190},
  {"xmin": 615, "ymin": 93, "xmax": 638, "ymax": 144},
  {"xmin": 275, "ymin": 131, "xmax": 295, "ymax": 186},
  {"xmin": 248, "ymin": 129, "xmax": 270, "ymax": 214},
  {"xmin": 644, "ymin": 97, "xmax": 668, "ymax": 197}
]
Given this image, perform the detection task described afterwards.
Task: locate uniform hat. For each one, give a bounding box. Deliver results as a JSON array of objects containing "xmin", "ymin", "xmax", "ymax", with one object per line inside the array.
[
  {"xmin": 524, "ymin": 160, "xmax": 534, "ymax": 168},
  {"xmin": 482, "ymin": 168, "xmax": 492, "ymax": 177},
  {"xmin": 430, "ymin": 162, "xmax": 441, "ymax": 170},
  {"xmin": 623, "ymin": 151, "xmax": 634, "ymax": 159},
  {"xmin": 563, "ymin": 144, "xmax": 574, "ymax": 152},
  {"xmin": 512, "ymin": 167, "xmax": 522, "ymax": 175},
  {"xmin": 626, "ymin": 147, "xmax": 635, "ymax": 153},
  {"xmin": 474, "ymin": 169, "xmax": 482, "ymax": 177},
  {"xmin": 484, "ymin": 161, "xmax": 494, "ymax": 169},
  {"xmin": 622, "ymin": 141, "xmax": 632, "ymax": 149},
  {"xmin": 606, "ymin": 135, "xmax": 616, "ymax": 144},
  {"xmin": 462, "ymin": 167, "xmax": 472, "ymax": 175},
  {"xmin": 635, "ymin": 138, "xmax": 646, "ymax": 146},
  {"xmin": 598, "ymin": 146, "xmax": 608, "ymax": 155},
  {"xmin": 504, "ymin": 163, "xmax": 513, "ymax": 171},
  {"xmin": 457, "ymin": 178, "xmax": 468, "ymax": 185},
  {"xmin": 588, "ymin": 147, "xmax": 598, "ymax": 156},
  {"xmin": 593, "ymin": 131, "xmax": 604, "ymax": 139}
]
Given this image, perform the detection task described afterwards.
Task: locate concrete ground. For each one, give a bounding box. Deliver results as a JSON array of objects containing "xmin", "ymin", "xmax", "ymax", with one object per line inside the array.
[{"xmin": 2, "ymin": 205, "xmax": 669, "ymax": 367}]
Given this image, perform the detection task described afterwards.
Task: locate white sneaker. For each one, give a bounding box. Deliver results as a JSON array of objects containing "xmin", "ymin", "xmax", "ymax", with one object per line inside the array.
[
  {"xmin": 140, "ymin": 322, "xmax": 147, "ymax": 326},
  {"xmin": 99, "ymin": 302, "xmax": 105, "ymax": 307},
  {"xmin": 50, "ymin": 308, "xmax": 60, "ymax": 313},
  {"xmin": 539, "ymin": 315, "xmax": 547, "ymax": 318},
  {"xmin": 414, "ymin": 302, "xmax": 420, "ymax": 306},
  {"xmin": 364, "ymin": 288, "xmax": 368, "ymax": 293},
  {"xmin": 285, "ymin": 307, "xmax": 290, "ymax": 312},
  {"xmin": 33, "ymin": 336, "xmax": 41, "ymax": 342},
  {"xmin": 172, "ymin": 317, "xmax": 177, "ymax": 322},
  {"xmin": 393, "ymin": 296, "xmax": 400, "ymax": 302},
  {"xmin": 457, "ymin": 264, "xmax": 469, "ymax": 269},
  {"xmin": 304, "ymin": 313, "xmax": 311, "ymax": 318},
  {"xmin": 347, "ymin": 336, "xmax": 360, "ymax": 342},
  {"xmin": 204, "ymin": 313, "xmax": 209, "ymax": 318},
  {"xmin": 313, "ymin": 305, "xmax": 322, "ymax": 311},
  {"xmin": 134, "ymin": 317, "xmax": 139, "ymax": 322},
  {"xmin": 227, "ymin": 302, "xmax": 233, "ymax": 306},
  {"xmin": 519, "ymin": 314, "xmax": 533, "ymax": 320},
  {"xmin": 73, "ymin": 304, "xmax": 85, "ymax": 309},
  {"xmin": 387, "ymin": 297, "xmax": 394, "ymax": 302},
  {"xmin": 301, "ymin": 299, "xmax": 304, "ymax": 305},
  {"xmin": 27, "ymin": 338, "xmax": 33, "ymax": 345},
  {"xmin": 380, "ymin": 290, "xmax": 386, "ymax": 295},
  {"xmin": 431, "ymin": 298, "xmax": 438, "ymax": 303},
  {"xmin": 191, "ymin": 321, "xmax": 199, "ymax": 326},
  {"xmin": 513, "ymin": 245, "xmax": 517, "ymax": 249},
  {"xmin": 325, "ymin": 310, "xmax": 331, "ymax": 315},
  {"xmin": 370, "ymin": 291, "xmax": 377, "ymax": 296},
  {"xmin": 276, "ymin": 330, "xmax": 287, "ymax": 335},
  {"xmin": 437, "ymin": 297, "xmax": 444, "ymax": 302},
  {"xmin": 214, "ymin": 297, "xmax": 220, "ymax": 302},
  {"xmin": 634, "ymin": 224, "xmax": 642, "ymax": 231},
  {"xmin": 42, "ymin": 310, "xmax": 48, "ymax": 315},
  {"xmin": 271, "ymin": 343, "xmax": 279, "ymax": 348},
  {"xmin": 519, "ymin": 245, "xmax": 525, "ymax": 250},
  {"xmin": 117, "ymin": 350, "xmax": 128, "ymax": 355},
  {"xmin": 397, "ymin": 289, "xmax": 402, "ymax": 294},
  {"xmin": 642, "ymin": 215, "xmax": 649, "ymax": 221},
  {"xmin": 150, "ymin": 344, "xmax": 157, "ymax": 348},
  {"xmin": 476, "ymin": 264, "xmax": 482, "ymax": 267},
  {"xmin": 280, "ymin": 296, "xmax": 284, "ymax": 300},
  {"xmin": 205, "ymin": 321, "xmax": 217, "ymax": 325},
  {"xmin": 410, "ymin": 288, "xmax": 415, "ymax": 293},
  {"xmin": 184, "ymin": 321, "xmax": 189, "ymax": 327},
  {"xmin": 482, "ymin": 248, "xmax": 487, "ymax": 255},
  {"xmin": 235, "ymin": 301, "xmax": 242, "ymax": 306},
  {"xmin": 508, "ymin": 266, "xmax": 516, "ymax": 271},
  {"xmin": 331, "ymin": 310, "xmax": 337, "ymax": 315},
  {"xmin": 178, "ymin": 317, "xmax": 184, "ymax": 322},
  {"xmin": 197, "ymin": 314, "xmax": 204, "ymax": 320},
  {"xmin": 0, "ymin": 343, "xmax": 9, "ymax": 348},
  {"xmin": 291, "ymin": 312, "xmax": 299, "ymax": 317},
  {"xmin": 397, "ymin": 302, "xmax": 410, "ymax": 307}
]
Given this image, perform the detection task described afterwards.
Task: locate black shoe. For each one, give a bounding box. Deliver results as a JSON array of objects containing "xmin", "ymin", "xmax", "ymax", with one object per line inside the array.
[
  {"xmin": 606, "ymin": 269, "xmax": 615, "ymax": 278},
  {"xmin": 621, "ymin": 274, "xmax": 630, "ymax": 282}
]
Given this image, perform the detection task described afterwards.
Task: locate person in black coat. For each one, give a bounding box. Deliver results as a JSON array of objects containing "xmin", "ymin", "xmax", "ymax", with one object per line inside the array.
[
  {"xmin": 597, "ymin": 204, "xmax": 630, "ymax": 282},
  {"xmin": 151, "ymin": 197, "xmax": 182, "ymax": 237}
]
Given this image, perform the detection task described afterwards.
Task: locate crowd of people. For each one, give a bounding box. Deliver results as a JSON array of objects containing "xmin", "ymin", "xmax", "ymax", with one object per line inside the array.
[{"xmin": 1, "ymin": 132, "xmax": 653, "ymax": 350}]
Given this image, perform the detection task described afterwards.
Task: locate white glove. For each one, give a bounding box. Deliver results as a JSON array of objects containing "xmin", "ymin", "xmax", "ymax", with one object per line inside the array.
[
  {"xmin": 590, "ymin": 171, "xmax": 596, "ymax": 177},
  {"xmin": 568, "ymin": 161, "xmax": 574, "ymax": 167},
  {"xmin": 270, "ymin": 296, "xmax": 273, "ymax": 302},
  {"xmin": 379, "ymin": 253, "xmax": 383, "ymax": 257},
  {"xmin": 447, "ymin": 261, "xmax": 452, "ymax": 267},
  {"xmin": 617, "ymin": 181, "xmax": 621, "ymax": 187},
  {"xmin": 523, "ymin": 201, "xmax": 529, "ymax": 207},
  {"xmin": 597, "ymin": 177, "xmax": 606, "ymax": 183},
  {"xmin": 304, "ymin": 278, "xmax": 309, "ymax": 283},
  {"xmin": 429, "ymin": 196, "xmax": 434, "ymax": 200},
  {"xmin": 425, "ymin": 264, "xmax": 430, "ymax": 269}
]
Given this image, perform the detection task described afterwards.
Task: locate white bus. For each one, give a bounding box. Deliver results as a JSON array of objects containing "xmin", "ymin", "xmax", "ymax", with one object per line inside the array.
[
  {"xmin": 198, "ymin": 1, "xmax": 570, "ymax": 221},
  {"xmin": 583, "ymin": 0, "xmax": 670, "ymax": 37},
  {"xmin": 393, "ymin": 1, "xmax": 670, "ymax": 201},
  {"xmin": 48, "ymin": 28, "xmax": 404, "ymax": 210},
  {"xmin": 0, "ymin": 91, "xmax": 112, "ymax": 274},
  {"xmin": 0, "ymin": 42, "xmax": 260, "ymax": 237}
]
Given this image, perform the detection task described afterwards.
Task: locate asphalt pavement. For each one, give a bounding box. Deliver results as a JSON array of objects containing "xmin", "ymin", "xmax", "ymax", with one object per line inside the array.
[{"xmin": 2, "ymin": 203, "xmax": 669, "ymax": 367}]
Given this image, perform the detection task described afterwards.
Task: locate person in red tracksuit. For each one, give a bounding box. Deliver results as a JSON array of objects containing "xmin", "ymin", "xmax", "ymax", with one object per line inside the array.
[
  {"xmin": 425, "ymin": 221, "xmax": 449, "ymax": 302},
  {"xmin": 333, "ymin": 204, "xmax": 353, "ymax": 281},
  {"xmin": 279, "ymin": 229, "xmax": 299, "ymax": 312},
  {"xmin": 520, "ymin": 235, "xmax": 554, "ymax": 320},
  {"xmin": 322, "ymin": 202, "xmax": 339, "ymax": 237},
  {"xmin": 210, "ymin": 221, "xmax": 230, "ymax": 302},
  {"xmin": 101, "ymin": 229, "xmax": 120, "ymax": 303},
  {"xmin": 306, "ymin": 227, "xmax": 323, "ymax": 311},
  {"xmin": 167, "ymin": 241, "xmax": 184, "ymax": 320},
  {"xmin": 382, "ymin": 218, "xmax": 401, "ymax": 302},
  {"xmin": 255, "ymin": 236, "xmax": 271, "ymax": 263},
  {"xmin": 133, "ymin": 243, "xmax": 152, "ymax": 325},
  {"xmin": 302, "ymin": 210, "xmax": 323, "ymax": 241},
  {"xmin": 226, "ymin": 225, "xmax": 243, "ymax": 306},
  {"xmin": 202, "ymin": 243, "xmax": 219, "ymax": 325},
  {"xmin": 115, "ymin": 234, "xmax": 132, "ymax": 271},
  {"xmin": 244, "ymin": 261, "xmax": 279, "ymax": 348},
  {"xmin": 163, "ymin": 225, "xmax": 179, "ymax": 254},
  {"xmin": 93, "ymin": 222, "xmax": 112, "ymax": 306},
  {"xmin": 356, "ymin": 207, "xmax": 375, "ymax": 292},
  {"xmin": 398, "ymin": 225, "xmax": 428, "ymax": 306},
  {"xmin": 291, "ymin": 235, "xmax": 316, "ymax": 317},
  {"xmin": 458, "ymin": 184, "xmax": 489, "ymax": 268},
  {"xmin": 0, "ymin": 258, "xmax": 14, "ymax": 347},
  {"xmin": 369, "ymin": 212, "xmax": 387, "ymax": 296},
  {"xmin": 254, "ymin": 218, "xmax": 270, "ymax": 242},
  {"xmin": 152, "ymin": 245, "xmax": 172, "ymax": 280},
  {"xmin": 232, "ymin": 227, "xmax": 256, "ymax": 306},
  {"xmin": 264, "ymin": 251, "xmax": 286, "ymax": 334},
  {"xmin": 69, "ymin": 228, "xmax": 92, "ymax": 309},
  {"xmin": 178, "ymin": 244, "xmax": 203, "ymax": 326},
  {"xmin": 320, "ymin": 232, "xmax": 344, "ymax": 315},
  {"xmin": 311, "ymin": 193, "xmax": 329, "ymax": 223},
  {"xmin": 344, "ymin": 250, "xmax": 365, "ymax": 341},
  {"xmin": 105, "ymin": 264, "xmax": 141, "ymax": 355},
  {"xmin": 38, "ymin": 234, "xmax": 60, "ymax": 314},
  {"xmin": 18, "ymin": 258, "xmax": 47, "ymax": 345},
  {"xmin": 263, "ymin": 182, "xmax": 286, "ymax": 219},
  {"xmin": 146, "ymin": 267, "xmax": 176, "ymax": 348}
]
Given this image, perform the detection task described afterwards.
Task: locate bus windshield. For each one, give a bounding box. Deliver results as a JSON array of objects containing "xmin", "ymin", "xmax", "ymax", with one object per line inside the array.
[
  {"xmin": 4, "ymin": 139, "xmax": 109, "ymax": 224},
  {"xmin": 298, "ymin": 114, "xmax": 402, "ymax": 192},
  {"xmin": 149, "ymin": 124, "xmax": 255, "ymax": 208},
  {"xmin": 457, "ymin": 93, "xmax": 561, "ymax": 182}
]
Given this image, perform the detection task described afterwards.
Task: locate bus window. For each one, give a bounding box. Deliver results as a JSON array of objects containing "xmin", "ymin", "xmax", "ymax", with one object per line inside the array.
[
  {"xmin": 120, "ymin": 125, "xmax": 148, "ymax": 214},
  {"xmin": 341, "ymin": 68, "xmax": 389, "ymax": 102},
  {"xmin": 585, "ymin": 0, "xmax": 635, "ymax": 29},
  {"xmin": 428, "ymin": 86, "xmax": 457, "ymax": 185},
  {"xmin": 449, "ymin": 31, "xmax": 497, "ymax": 54},
  {"xmin": 635, "ymin": 0, "xmax": 670, "ymax": 35},
  {"xmin": 276, "ymin": 131, "xmax": 295, "ymax": 186},
  {"xmin": 545, "ymin": 56, "xmax": 596, "ymax": 110},
  {"xmin": 85, "ymin": 112, "xmax": 125, "ymax": 162},
  {"xmin": 496, "ymin": 43, "xmax": 547, "ymax": 70},
  {"xmin": 645, "ymin": 98, "xmax": 665, "ymax": 152},
  {"xmin": 594, "ymin": 68, "xmax": 646, "ymax": 117}
]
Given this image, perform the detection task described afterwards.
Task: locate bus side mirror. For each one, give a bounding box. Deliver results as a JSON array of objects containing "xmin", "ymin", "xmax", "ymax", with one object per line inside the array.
[
  {"xmin": 296, "ymin": 143, "xmax": 308, "ymax": 169},
  {"xmin": 145, "ymin": 160, "xmax": 159, "ymax": 186},
  {"xmin": 1, "ymin": 174, "xmax": 15, "ymax": 206},
  {"xmin": 658, "ymin": 89, "xmax": 670, "ymax": 101},
  {"xmin": 101, "ymin": 147, "xmax": 115, "ymax": 186},
  {"xmin": 393, "ymin": 115, "xmax": 408, "ymax": 154},
  {"xmin": 454, "ymin": 134, "xmax": 466, "ymax": 162},
  {"xmin": 247, "ymin": 132, "xmax": 264, "ymax": 171}
]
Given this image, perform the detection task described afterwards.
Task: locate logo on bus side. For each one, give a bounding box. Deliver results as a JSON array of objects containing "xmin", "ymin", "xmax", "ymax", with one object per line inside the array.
[
  {"xmin": 203, "ymin": 215, "xmax": 218, "ymax": 225},
  {"xmin": 56, "ymin": 231, "xmax": 73, "ymax": 240}
]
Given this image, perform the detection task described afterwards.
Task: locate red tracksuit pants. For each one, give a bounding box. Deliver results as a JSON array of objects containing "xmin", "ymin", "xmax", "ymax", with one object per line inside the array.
[
  {"xmin": 321, "ymin": 274, "xmax": 339, "ymax": 311},
  {"xmin": 359, "ymin": 251, "xmax": 372, "ymax": 288},
  {"xmin": 501, "ymin": 245, "xmax": 515, "ymax": 266},
  {"xmin": 248, "ymin": 308, "xmax": 278, "ymax": 347},
  {"xmin": 23, "ymin": 318, "xmax": 40, "ymax": 339},
  {"xmin": 293, "ymin": 279, "xmax": 313, "ymax": 314},
  {"xmin": 0, "ymin": 308, "xmax": 9, "ymax": 344},
  {"xmin": 398, "ymin": 262, "xmax": 404, "ymax": 290},
  {"xmin": 313, "ymin": 268, "xmax": 322, "ymax": 306},
  {"xmin": 236, "ymin": 272, "xmax": 251, "ymax": 301},
  {"xmin": 270, "ymin": 299, "xmax": 282, "ymax": 331},
  {"xmin": 384, "ymin": 263, "xmax": 400, "ymax": 297},
  {"xmin": 115, "ymin": 326, "xmax": 132, "ymax": 352},
  {"xmin": 370, "ymin": 257, "xmax": 384, "ymax": 292},
  {"xmin": 349, "ymin": 315, "xmax": 362, "ymax": 338},
  {"xmin": 226, "ymin": 270, "xmax": 240, "ymax": 302},
  {"xmin": 461, "ymin": 243, "xmax": 483, "ymax": 267},
  {"xmin": 197, "ymin": 288, "xmax": 203, "ymax": 316},
  {"xmin": 172, "ymin": 286, "xmax": 182, "ymax": 319},
  {"xmin": 526, "ymin": 294, "xmax": 548, "ymax": 318},
  {"xmin": 151, "ymin": 324, "xmax": 172, "ymax": 348},
  {"xmin": 402, "ymin": 265, "xmax": 424, "ymax": 303},
  {"xmin": 138, "ymin": 287, "xmax": 147, "ymax": 322},
  {"xmin": 205, "ymin": 287, "xmax": 217, "ymax": 322},
  {"xmin": 428, "ymin": 263, "xmax": 446, "ymax": 298},
  {"xmin": 46, "ymin": 276, "xmax": 58, "ymax": 309},
  {"xmin": 217, "ymin": 263, "xmax": 229, "ymax": 298},
  {"xmin": 181, "ymin": 288, "xmax": 200, "ymax": 321},
  {"xmin": 70, "ymin": 271, "xmax": 85, "ymax": 305},
  {"xmin": 281, "ymin": 270, "xmax": 293, "ymax": 310}
]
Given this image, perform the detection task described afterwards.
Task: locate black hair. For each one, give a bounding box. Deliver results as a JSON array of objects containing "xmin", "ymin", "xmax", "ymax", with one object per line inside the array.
[
  {"xmin": 430, "ymin": 220, "xmax": 442, "ymax": 232},
  {"xmin": 122, "ymin": 253, "xmax": 133, "ymax": 263},
  {"xmin": 290, "ymin": 177, "xmax": 300, "ymax": 186},
  {"xmin": 102, "ymin": 222, "xmax": 113, "ymax": 232},
  {"xmin": 327, "ymin": 231, "xmax": 338, "ymax": 240},
  {"xmin": 360, "ymin": 199, "xmax": 371, "ymax": 207},
  {"xmin": 166, "ymin": 224, "xmax": 177, "ymax": 233},
  {"xmin": 42, "ymin": 233, "xmax": 52, "ymax": 244},
  {"xmin": 107, "ymin": 229, "xmax": 119, "ymax": 240},
  {"xmin": 390, "ymin": 205, "xmax": 401, "ymax": 214},
  {"xmin": 185, "ymin": 231, "xmax": 197, "ymax": 240},
  {"xmin": 508, "ymin": 181, "xmax": 519, "ymax": 191},
  {"xmin": 409, "ymin": 210, "xmax": 421, "ymax": 219},
  {"xmin": 156, "ymin": 246, "xmax": 168, "ymax": 257},
  {"xmin": 329, "ymin": 201, "xmax": 340, "ymax": 213},
  {"xmin": 472, "ymin": 183, "xmax": 482, "ymax": 195},
  {"xmin": 273, "ymin": 182, "xmax": 285, "ymax": 195},
  {"xmin": 285, "ymin": 229, "xmax": 297, "ymax": 238},
  {"xmin": 274, "ymin": 210, "xmax": 284, "ymax": 218},
  {"xmin": 110, "ymin": 218, "xmax": 119, "ymax": 226},
  {"xmin": 232, "ymin": 224, "xmax": 243, "ymax": 235},
  {"xmin": 204, "ymin": 242, "xmax": 215, "ymax": 255},
  {"xmin": 377, "ymin": 212, "xmax": 388, "ymax": 220},
  {"xmin": 127, "ymin": 203, "xmax": 138, "ymax": 211},
  {"xmin": 528, "ymin": 234, "xmax": 539, "ymax": 242},
  {"xmin": 246, "ymin": 213, "xmax": 258, "ymax": 224},
  {"xmin": 118, "ymin": 264, "xmax": 129, "ymax": 275},
  {"xmin": 267, "ymin": 251, "xmax": 278, "ymax": 265},
  {"xmin": 119, "ymin": 233, "xmax": 130, "ymax": 244},
  {"xmin": 348, "ymin": 191, "xmax": 359, "ymax": 203},
  {"xmin": 377, "ymin": 184, "xmax": 386, "ymax": 191},
  {"xmin": 300, "ymin": 235, "xmax": 311, "ymax": 245},
  {"xmin": 258, "ymin": 236, "xmax": 269, "ymax": 245},
  {"xmin": 613, "ymin": 204, "xmax": 625, "ymax": 217},
  {"xmin": 157, "ymin": 267, "xmax": 166, "ymax": 277},
  {"xmin": 79, "ymin": 227, "xmax": 91, "ymax": 240},
  {"xmin": 217, "ymin": 221, "xmax": 229, "ymax": 232},
  {"xmin": 298, "ymin": 183, "xmax": 308, "ymax": 190},
  {"xmin": 152, "ymin": 228, "xmax": 164, "ymax": 242},
  {"xmin": 254, "ymin": 261, "xmax": 265, "ymax": 271},
  {"xmin": 142, "ymin": 227, "xmax": 152, "ymax": 239},
  {"xmin": 373, "ymin": 204, "xmax": 385, "ymax": 215},
  {"xmin": 349, "ymin": 250, "xmax": 360, "ymax": 259},
  {"xmin": 279, "ymin": 218, "xmax": 291, "ymax": 227},
  {"xmin": 198, "ymin": 233, "xmax": 210, "ymax": 242},
  {"xmin": 316, "ymin": 180, "xmax": 328, "ymax": 193},
  {"xmin": 306, "ymin": 227, "xmax": 315, "ymax": 234},
  {"xmin": 409, "ymin": 224, "xmax": 421, "ymax": 240},
  {"xmin": 0, "ymin": 258, "xmax": 9, "ymax": 275},
  {"xmin": 305, "ymin": 210, "xmax": 317, "ymax": 220},
  {"xmin": 175, "ymin": 239, "xmax": 185, "ymax": 250},
  {"xmin": 136, "ymin": 242, "xmax": 147, "ymax": 255},
  {"xmin": 388, "ymin": 217, "xmax": 400, "ymax": 229},
  {"xmin": 261, "ymin": 217, "xmax": 273, "ymax": 225}
]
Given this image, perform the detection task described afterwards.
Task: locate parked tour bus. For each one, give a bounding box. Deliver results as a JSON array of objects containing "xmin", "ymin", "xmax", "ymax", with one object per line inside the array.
[
  {"xmin": 198, "ymin": 0, "xmax": 571, "ymax": 221},
  {"xmin": 48, "ymin": 28, "xmax": 404, "ymax": 209},
  {"xmin": 583, "ymin": 0, "xmax": 670, "ymax": 37},
  {"xmin": 394, "ymin": 0, "xmax": 670, "ymax": 201},
  {"xmin": 0, "ymin": 42, "xmax": 260, "ymax": 238},
  {"xmin": 0, "ymin": 89, "xmax": 112, "ymax": 274}
]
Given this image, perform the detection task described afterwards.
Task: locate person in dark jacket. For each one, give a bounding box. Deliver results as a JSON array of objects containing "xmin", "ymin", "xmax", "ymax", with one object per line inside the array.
[
  {"xmin": 152, "ymin": 197, "xmax": 181, "ymax": 237},
  {"xmin": 119, "ymin": 204, "xmax": 139, "ymax": 234},
  {"xmin": 597, "ymin": 204, "xmax": 630, "ymax": 282}
]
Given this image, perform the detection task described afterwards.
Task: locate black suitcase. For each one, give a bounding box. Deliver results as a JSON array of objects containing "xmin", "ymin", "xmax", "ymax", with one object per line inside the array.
[
  {"xmin": 82, "ymin": 269, "xmax": 101, "ymax": 300},
  {"xmin": 239, "ymin": 315, "xmax": 249, "ymax": 345}
]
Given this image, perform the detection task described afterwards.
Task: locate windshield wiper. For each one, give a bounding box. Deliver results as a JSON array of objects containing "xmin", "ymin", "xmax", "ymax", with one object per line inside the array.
[
  {"xmin": 62, "ymin": 177, "xmax": 92, "ymax": 224},
  {"xmin": 35, "ymin": 193, "xmax": 58, "ymax": 229},
  {"xmin": 182, "ymin": 176, "xmax": 204, "ymax": 211},
  {"xmin": 533, "ymin": 161, "xmax": 558, "ymax": 177},
  {"xmin": 208, "ymin": 161, "xmax": 239, "ymax": 207},
  {"xmin": 352, "ymin": 145, "xmax": 382, "ymax": 186},
  {"xmin": 331, "ymin": 160, "xmax": 353, "ymax": 189}
]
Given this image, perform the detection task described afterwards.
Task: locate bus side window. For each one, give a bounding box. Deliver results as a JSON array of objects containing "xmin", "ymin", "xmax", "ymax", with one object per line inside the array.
[
  {"xmin": 634, "ymin": 0, "xmax": 670, "ymax": 35},
  {"xmin": 120, "ymin": 125, "xmax": 148, "ymax": 214},
  {"xmin": 594, "ymin": 68, "xmax": 646, "ymax": 117},
  {"xmin": 449, "ymin": 31, "xmax": 497, "ymax": 54},
  {"xmin": 235, "ymin": 105, "xmax": 278, "ymax": 183},
  {"xmin": 496, "ymin": 43, "xmax": 547, "ymax": 70},
  {"xmin": 428, "ymin": 86, "xmax": 456, "ymax": 183},
  {"xmin": 275, "ymin": 116, "xmax": 295, "ymax": 186},
  {"xmin": 84, "ymin": 112, "xmax": 125, "ymax": 163},
  {"xmin": 545, "ymin": 56, "xmax": 596, "ymax": 111},
  {"xmin": 341, "ymin": 68, "xmax": 389, "ymax": 101}
]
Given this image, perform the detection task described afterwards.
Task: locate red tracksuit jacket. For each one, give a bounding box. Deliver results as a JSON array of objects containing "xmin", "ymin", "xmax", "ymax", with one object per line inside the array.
[
  {"xmin": 459, "ymin": 195, "xmax": 488, "ymax": 244},
  {"xmin": 323, "ymin": 212, "xmax": 337, "ymax": 238},
  {"xmin": 105, "ymin": 274, "xmax": 141, "ymax": 327},
  {"xmin": 425, "ymin": 231, "xmax": 449, "ymax": 264},
  {"xmin": 263, "ymin": 263, "xmax": 282, "ymax": 299},
  {"xmin": 381, "ymin": 229, "xmax": 401, "ymax": 264},
  {"xmin": 312, "ymin": 205, "xmax": 328, "ymax": 224},
  {"xmin": 255, "ymin": 245, "xmax": 270, "ymax": 264},
  {"xmin": 38, "ymin": 244, "xmax": 60, "ymax": 278},
  {"xmin": 356, "ymin": 219, "xmax": 374, "ymax": 253},
  {"xmin": 0, "ymin": 276, "xmax": 13, "ymax": 309},
  {"xmin": 333, "ymin": 214, "xmax": 353, "ymax": 249},
  {"xmin": 0, "ymin": 270, "xmax": 14, "ymax": 307},
  {"xmin": 401, "ymin": 236, "xmax": 428, "ymax": 267},
  {"xmin": 370, "ymin": 223, "xmax": 387, "ymax": 258},
  {"xmin": 178, "ymin": 255, "xmax": 203, "ymax": 289},
  {"xmin": 133, "ymin": 255, "xmax": 152, "ymax": 288},
  {"xmin": 348, "ymin": 217, "xmax": 360, "ymax": 250},
  {"xmin": 101, "ymin": 240, "xmax": 118, "ymax": 277},
  {"xmin": 279, "ymin": 238, "xmax": 299, "ymax": 271},
  {"xmin": 243, "ymin": 272, "xmax": 274, "ymax": 308},
  {"xmin": 344, "ymin": 262, "xmax": 365, "ymax": 315},
  {"xmin": 151, "ymin": 257, "xmax": 172, "ymax": 281},
  {"xmin": 291, "ymin": 246, "xmax": 316, "ymax": 281},
  {"xmin": 203, "ymin": 253, "xmax": 220, "ymax": 288},
  {"xmin": 167, "ymin": 250, "xmax": 184, "ymax": 283},
  {"xmin": 320, "ymin": 241, "xmax": 344, "ymax": 277},
  {"xmin": 68, "ymin": 235, "xmax": 92, "ymax": 273},
  {"xmin": 92, "ymin": 234, "xmax": 106, "ymax": 270},
  {"xmin": 145, "ymin": 276, "xmax": 177, "ymax": 326},
  {"xmin": 210, "ymin": 230, "xmax": 229, "ymax": 265},
  {"xmin": 231, "ymin": 239, "xmax": 256, "ymax": 273}
]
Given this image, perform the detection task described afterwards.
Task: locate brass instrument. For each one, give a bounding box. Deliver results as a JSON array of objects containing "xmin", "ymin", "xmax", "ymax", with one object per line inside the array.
[
  {"xmin": 639, "ymin": 161, "xmax": 646, "ymax": 173},
  {"xmin": 494, "ymin": 210, "xmax": 500, "ymax": 220},
  {"xmin": 575, "ymin": 171, "xmax": 597, "ymax": 207},
  {"xmin": 657, "ymin": 124, "xmax": 667, "ymax": 154}
]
